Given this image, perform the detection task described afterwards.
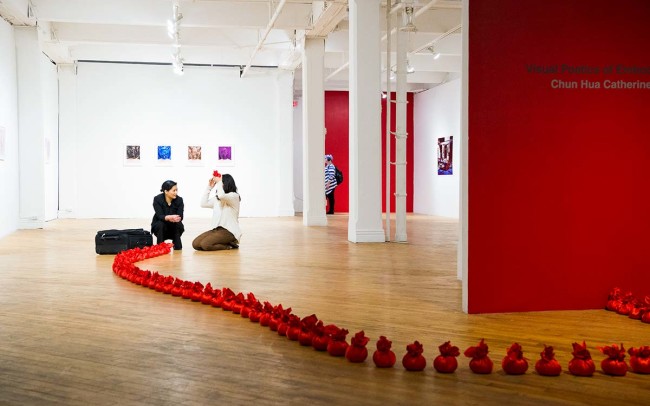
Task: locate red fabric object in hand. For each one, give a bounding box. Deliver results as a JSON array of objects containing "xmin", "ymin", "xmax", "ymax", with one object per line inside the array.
[
  {"xmin": 402, "ymin": 341, "xmax": 427, "ymax": 371},
  {"xmin": 213, "ymin": 170, "xmax": 220, "ymax": 177},
  {"xmin": 433, "ymin": 341, "xmax": 460, "ymax": 373},
  {"xmin": 568, "ymin": 341, "xmax": 596, "ymax": 377},
  {"xmin": 464, "ymin": 339, "xmax": 493, "ymax": 374},
  {"xmin": 373, "ymin": 336, "xmax": 396, "ymax": 368},
  {"xmin": 599, "ymin": 344, "xmax": 628, "ymax": 376},
  {"xmin": 502, "ymin": 342, "xmax": 529, "ymax": 375},
  {"xmin": 345, "ymin": 331, "xmax": 370, "ymax": 363},
  {"xmin": 628, "ymin": 346, "xmax": 650, "ymax": 374},
  {"xmin": 326, "ymin": 326, "xmax": 349, "ymax": 357},
  {"xmin": 535, "ymin": 345, "xmax": 562, "ymax": 376}
]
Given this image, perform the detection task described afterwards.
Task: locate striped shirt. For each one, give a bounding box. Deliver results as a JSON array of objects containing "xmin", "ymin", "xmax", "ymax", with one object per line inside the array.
[{"xmin": 325, "ymin": 163, "xmax": 337, "ymax": 194}]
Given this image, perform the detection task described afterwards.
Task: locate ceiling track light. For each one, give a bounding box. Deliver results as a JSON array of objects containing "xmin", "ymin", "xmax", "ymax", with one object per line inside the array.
[
  {"xmin": 400, "ymin": 6, "xmax": 417, "ymax": 32},
  {"xmin": 427, "ymin": 46, "xmax": 441, "ymax": 60}
]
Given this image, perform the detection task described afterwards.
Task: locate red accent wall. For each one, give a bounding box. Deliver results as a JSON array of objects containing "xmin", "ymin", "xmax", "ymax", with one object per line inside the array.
[
  {"xmin": 324, "ymin": 91, "xmax": 414, "ymax": 213},
  {"xmin": 468, "ymin": 0, "xmax": 650, "ymax": 312}
]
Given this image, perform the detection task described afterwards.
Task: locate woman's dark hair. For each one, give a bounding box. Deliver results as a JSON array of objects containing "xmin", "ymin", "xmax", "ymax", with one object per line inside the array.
[
  {"xmin": 160, "ymin": 180, "xmax": 177, "ymax": 193},
  {"xmin": 221, "ymin": 174, "xmax": 238, "ymax": 195}
]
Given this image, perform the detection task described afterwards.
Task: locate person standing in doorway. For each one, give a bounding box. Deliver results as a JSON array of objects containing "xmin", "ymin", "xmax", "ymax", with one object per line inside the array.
[{"xmin": 325, "ymin": 154, "xmax": 337, "ymax": 215}]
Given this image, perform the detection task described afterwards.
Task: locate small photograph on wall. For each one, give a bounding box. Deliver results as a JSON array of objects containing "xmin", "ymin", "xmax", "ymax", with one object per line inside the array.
[
  {"xmin": 0, "ymin": 126, "xmax": 6, "ymax": 161},
  {"xmin": 124, "ymin": 144, "xmax": 142, "ymax": 166},
  {"xmin": 437, "ymin": 136, "xmax": 453, "ymax": 175},
  {"xmin": 157, "ymin": 145, "xmax": 172, "ymax": 166},
  {"xmin": 217, "ymin": 145, "xmax": 234, "ymax": 166},
  {"xmin": 186, "ymin": 145, "xmax": 203, "ymax": 166}
]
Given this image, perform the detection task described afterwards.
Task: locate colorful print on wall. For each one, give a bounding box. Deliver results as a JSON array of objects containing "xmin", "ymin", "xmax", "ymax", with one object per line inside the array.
[
  {"xmin": 0, "ymin": 126, "xmax": 6, "ymax": 161},
  {"xmin": 437, "ymin": 136, "xmax": 453, "ymax": 175},
  {"xmin": 186, "ymin": 145, "xmax": 203, "ymax": 166},
  {"xmin": 156, "ymin": 145, "xmax": 172, "ymax": 166},
  {"xmin": 218, "ymin": 145, "xmax": 234, "ymax": 166}
]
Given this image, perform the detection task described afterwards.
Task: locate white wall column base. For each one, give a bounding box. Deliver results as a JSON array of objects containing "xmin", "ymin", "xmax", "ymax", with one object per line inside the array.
[
  {"xmin": 19, "ymin": 218, "xmax": 44, "ymax": 229},
  {"xmin": 304, "ymin": 213, "xmax": 328, "ymax": 226},
  {"xmin": 348, "ymin": 228, "xmax": 385, "ymax": 243}
]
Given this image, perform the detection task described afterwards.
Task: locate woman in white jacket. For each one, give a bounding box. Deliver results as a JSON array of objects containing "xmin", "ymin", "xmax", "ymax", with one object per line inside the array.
[{"xmin": 192, "ymin": 173, "xmax": 242, "ymax": 251}]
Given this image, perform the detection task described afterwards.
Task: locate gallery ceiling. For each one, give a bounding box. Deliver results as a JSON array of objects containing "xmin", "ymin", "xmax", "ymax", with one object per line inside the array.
[{"xmin": 1, "ymin": 0, "xmax": 463, "ymax": 94}]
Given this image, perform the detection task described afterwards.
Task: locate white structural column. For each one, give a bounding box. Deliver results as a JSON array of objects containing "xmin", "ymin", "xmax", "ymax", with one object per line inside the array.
[
  {"xmin": 15, "ymin": 27, "xmax": 45, "ymax": 229},
  {"xmin": 394, "ymin": 8, "xmax": 408, "ymax": 242},
  {"xmin": 302, "ymin": 38, "xmax": 327, "ymax": 226},
  {"xmin": 348, "ymin": 0, "xmax": 385, "ymax": 243}
]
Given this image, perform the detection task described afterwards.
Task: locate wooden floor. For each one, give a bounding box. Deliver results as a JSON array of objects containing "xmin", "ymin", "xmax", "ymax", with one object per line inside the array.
[{"xmin": 0, "ymin": 215, "xmax": 648, "ymax": 405}]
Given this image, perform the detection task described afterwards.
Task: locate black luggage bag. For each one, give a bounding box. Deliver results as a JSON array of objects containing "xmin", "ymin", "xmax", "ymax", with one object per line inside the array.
[{"xmin": 95, "ymin": 228, "xmax": 153, "ymax": 254}]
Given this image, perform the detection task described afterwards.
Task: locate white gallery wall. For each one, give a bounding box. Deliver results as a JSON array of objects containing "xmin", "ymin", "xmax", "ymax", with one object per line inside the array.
[
  {"xmin": 0, "ymin": 19, "xmax": 19, "ymax": 238},
  {"xmin": 413, "ymin": 78, "xmax": 461, "ymax": 218},
  {"xmin": 58, "ymin": 62, "xmax": 294, "ymax": 220}
]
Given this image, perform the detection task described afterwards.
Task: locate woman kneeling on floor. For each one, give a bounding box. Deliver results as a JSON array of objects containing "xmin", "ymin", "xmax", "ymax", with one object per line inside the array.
[{"xmin": 192, "ymin": 173, "xmax": 242, "ymax": 251}]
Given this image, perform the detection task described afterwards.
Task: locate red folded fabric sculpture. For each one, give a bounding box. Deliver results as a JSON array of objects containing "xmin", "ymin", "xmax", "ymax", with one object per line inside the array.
[
  {"xmin": 298, "ymin": 314, "xmax": 318, "ymax": 346},
  {"xmin": 432, "ymin": 341, "xmax": 460, "ymax": 373},
  {"xmin": 628, "ymin": 346, "xmax": 650, "ymax": 374},
  {"xmin": 599, "ymin": 344, "xmax": 628, "ymax": 376},
  {"xmin": 502, "ymin": 342, "xmax": 529, "ymax": 375},
  {"xmin": 464, "ymin": 339, "xmax": 493, "ymax": 374},
  {"xmin": 171, "ymin": 278, "xmax": 184, "ymax": 297},
  {"xmin": 209, "ymin": 289, "xmax": 224, "ymax": 308},
  {"xmin": 326, "ymin": 326, "xmax": 349, "ymax": 357},
  {"xmin": 259, "ymin": 301, "xmax": 274, "ymax": 327},
  {"xmin": 286, "ymin": 314, "xmax": 302, "ymax": 341},
  {"xmin": 606, "ymin": 287, "xmax": 622, "ymax": 312},
  {"xmin": 568, "ymin": 341, "xmax": 595, "ymax": 377},
  {"xmin": 311, "ymin": 321, "xmax": 330, "ymax": 351},
  {"xmin": 161, "ymin": 275, "xmax": 175, "ymax": 294},
  {"xmin": 230, "ymin": 292, "xmax": 245, "ymax": 314},
  {"xmin": 201, "ymin": 283, "xmax": 215, "ymax": 305},
  {"xmin": 181, "ymin": 280, "xmax": 194, "ymax": 299},
  {"xmin": 535, "ymin": 345, "xmax": 562, "ymax": 376},
  {"xmin": 345, "ymin": 331, "xmax": 369, "ymax": 363},
  {"xmin": 191, "ymin": 281, "xmax": 204, "ymax": 302},
  {"xmin": 402, "ymin": 341, "xmax": 426, "ymax": 371},
  {"xmin": 220, "ymin": 288, "xmax": 236, "ymax": 311},
  {"xmin": 248, "ymin": 300, "xmax": 263, "ymax": 323},
  {"xmin": 373, "ymin": 336, "xmax": 396, "ymax": 368}
]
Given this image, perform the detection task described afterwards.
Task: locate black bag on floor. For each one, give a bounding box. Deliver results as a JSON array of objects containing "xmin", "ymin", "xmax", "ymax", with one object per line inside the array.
[{"xmin": 95, "ymin": 228, "xmax": 153, "ymax": 255}]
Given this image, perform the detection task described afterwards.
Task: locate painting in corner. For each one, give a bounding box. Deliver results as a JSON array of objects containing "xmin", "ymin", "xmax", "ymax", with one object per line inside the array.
[{"xmin": 437, "ymin": 136, "xmax": 453, "ymax": 175}]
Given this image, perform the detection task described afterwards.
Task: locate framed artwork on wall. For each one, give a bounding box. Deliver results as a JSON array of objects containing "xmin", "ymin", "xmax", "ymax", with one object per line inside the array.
[
  {"xmin": 124, "ymin": 144, "xmax": 142, "ymax": 166},
  {"xmin": 156, "ymin": 145, "xmax": 172, "ymax": 166},
  {"xmin": 217, "ymin": 145, "xmax": 234, "ymax": 166},
  {"xmin": 0, "ymin": 126, "xmax": 5, "ymax": 161},
  {"xmin": 437, "ymin": 136, "xmax": 453, "ymax": 175},
  {"xmin": 186, "ymin": 145, "xmax": 203, "ymax": 166}
]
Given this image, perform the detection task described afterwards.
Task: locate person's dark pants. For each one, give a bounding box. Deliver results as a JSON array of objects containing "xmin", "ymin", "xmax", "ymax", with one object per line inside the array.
[
  {"xmin": 192, "ymin": 227, "xmax": 238, "ymax": 251},
  {"xmin": 326, "ymin": 190, "xmax": 335, "ymax": 215},
  {"xmin": 152, "ymin": 221, "xmax": 184, "ymax": 250}
]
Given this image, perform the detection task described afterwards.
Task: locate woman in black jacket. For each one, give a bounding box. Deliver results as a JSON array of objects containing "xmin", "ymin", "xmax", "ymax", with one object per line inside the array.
[{"xmin": 151, "ymin": 180, "xmax": 184, "ymax": 250}]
